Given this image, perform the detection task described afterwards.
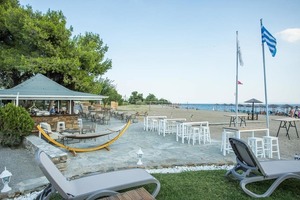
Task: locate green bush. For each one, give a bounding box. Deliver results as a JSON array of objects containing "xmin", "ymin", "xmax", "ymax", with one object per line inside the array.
[{"xmin": 0, "ymin": 103, "xmax": 34, "ymax": 147}]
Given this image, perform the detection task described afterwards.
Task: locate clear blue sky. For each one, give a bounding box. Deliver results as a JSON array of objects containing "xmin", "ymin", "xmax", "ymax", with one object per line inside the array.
[{"xmin": 20, "ymin": 0, "xmax": 300, "ymax": 104}]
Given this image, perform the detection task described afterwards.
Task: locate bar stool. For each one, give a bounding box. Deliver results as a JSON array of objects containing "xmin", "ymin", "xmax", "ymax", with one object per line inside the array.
[
  {"xmin": 77, "ymin": 118, "xmax": 83, "ymax": 133},
  {"xmin": 200, "ymin": 126, "xmax": 211, "ymax": 144},
  {"xmin": 158, "ymin": 119, "xmax": 165, "ymax": 135},
  {"xmin": 263, "ymin": 136, "xmax": 280, "ymax": 159},
  {"xmin": 221, "ymin": 130, "xmax": 235, "ymax": 156},
  {"xmin": 183, "ymin": 125, "xmax": 192, "ymax": 143},
  {"xmin": 149, "ymin": 119, "xmax": 158, "ymax": 131},
  {"xmin": 189, "ymin": 127, "xmax": 200, "ymax": 145},
  {"xmin": 248, "ymin": 137, "xmax": 265, "ymax": 158},
  {"xmin": 165, "ymin": 121, "xmax": 175, "ymax": 135},
  {"xmin": 169, "ymin": 121, "xmax": 177, "ymax": 134}
]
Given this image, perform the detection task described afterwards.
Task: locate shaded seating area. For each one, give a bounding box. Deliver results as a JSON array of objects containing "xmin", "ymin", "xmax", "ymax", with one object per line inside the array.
[
  {"xmin": 247, "ymin": 112, "xmax": 259, "ymax": 120},
  {"xmin": 226, "ymin": 137, "xmax": 300, "ymax": 198},
  {"xmin": 245, "ymin": 98, "xmax": 262, "ymax": 121},
  {"xmin": 35, "ymin": 150, "xmax": 160, "ymax": 199}
]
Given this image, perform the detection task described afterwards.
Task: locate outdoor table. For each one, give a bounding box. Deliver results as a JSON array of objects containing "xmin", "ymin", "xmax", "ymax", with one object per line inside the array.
[
  {"xmin": 159, "ymin": 118, "xmax": 186, "ymax": 136},
  {"xmin": 176, "ymin": 121, "xmax": 209, "ymax": 143},
  {"xmin": 221, "ymin": 127, "xmax": 269, "ymax": 156},
  {"xmin": 143, "ymin": 115, "xmax": 167, "ymax": 131},
  {"xmin": 222, "ymin": 127, "xmax": 269, "ymax": 139},
  {"xmin": 273, "ymin": 118, "xmax": 300, "ymax": 140},
  {"xmin": 225, "ymin": 114, "xmax": 247, "ymax": 127}
]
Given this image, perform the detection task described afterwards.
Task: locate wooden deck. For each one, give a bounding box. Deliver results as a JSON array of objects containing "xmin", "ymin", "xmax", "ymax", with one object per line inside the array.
[{"xmin": 100, "ymin": 187, "xmax": 155, "ymax": 200}]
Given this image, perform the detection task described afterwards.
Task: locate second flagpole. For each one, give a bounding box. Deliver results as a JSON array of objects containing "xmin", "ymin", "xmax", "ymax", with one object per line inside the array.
[
  {"xmin": 261, "ymin": 19, "xmax": 270, "ymax": 129},
  {"xmin": 235, "ymin": 31, "xmax": 239, "ymax": 127}
]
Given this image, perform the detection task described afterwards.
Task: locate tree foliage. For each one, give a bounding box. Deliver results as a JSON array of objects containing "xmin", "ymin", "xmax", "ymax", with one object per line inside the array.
[
  {"xmin": 128, "ymin": 91, "xmax": 144, "ymax": 104},
  {"xmin": 145, "ymin": 93, "xmax": 158, "ymax": 104},
  {"xmin": 99, "ymin": 78, "xmax": 123, "ymax": 106},
  {"xmin": 128, "ymin": 91, "xmax": 171, "ymax": 105},
  {"xmin": 0, "ymin": 0, "xmax": 172, "ymax": 105},
  {"xmin": 0, "ymin": 0, "xmax": 112, "ymax": 95}
]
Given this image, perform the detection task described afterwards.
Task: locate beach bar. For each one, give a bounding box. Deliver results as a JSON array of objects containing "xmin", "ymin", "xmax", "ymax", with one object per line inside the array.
[{"xmin": 0, "ymin": 74, "xmax": 107, "ymax": 131}]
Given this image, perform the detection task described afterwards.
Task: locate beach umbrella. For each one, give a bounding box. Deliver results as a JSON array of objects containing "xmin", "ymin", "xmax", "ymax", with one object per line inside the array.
[{"xmin": 245, "ymin": 98, "xmax": 263, "ymax": 119}]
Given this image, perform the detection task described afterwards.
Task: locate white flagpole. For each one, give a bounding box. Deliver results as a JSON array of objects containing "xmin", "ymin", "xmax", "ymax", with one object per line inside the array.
[
  {"xmin": 260, "ymin": 19, "xmax": 270, "ymax": 128},
  {"xmin": 235, "ymin": 31, "xmax": 239, "ymax": 127}
]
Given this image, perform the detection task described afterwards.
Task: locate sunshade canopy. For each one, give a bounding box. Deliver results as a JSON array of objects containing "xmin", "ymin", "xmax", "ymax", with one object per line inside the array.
[
  {"xmin": 0, "ymin": 73, "xmax": 107, "ymax": 101},
  {"xmin": 245, "ymin": 98, "xmax": 263, "ymax": 104}
]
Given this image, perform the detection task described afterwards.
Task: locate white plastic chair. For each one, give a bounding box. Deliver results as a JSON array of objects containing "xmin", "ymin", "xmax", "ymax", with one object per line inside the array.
[
  {"xmin": 56, "ymin": 121, "xmax": 66, "ymax": 132},
  {"xmin": 39, "ymin": 122, "xmax": 63, "ymax": 140}
]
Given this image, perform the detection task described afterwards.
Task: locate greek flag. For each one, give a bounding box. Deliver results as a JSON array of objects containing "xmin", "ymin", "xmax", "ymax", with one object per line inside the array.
[{"xmin": 261, "ymin": 26, "xmax": 277, "ymax": 57}]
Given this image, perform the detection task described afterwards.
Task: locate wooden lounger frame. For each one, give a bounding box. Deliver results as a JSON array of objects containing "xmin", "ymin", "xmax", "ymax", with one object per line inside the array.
[{"xmin": 37, "ymin": 121, "xmax": 131, "ymax": 154}]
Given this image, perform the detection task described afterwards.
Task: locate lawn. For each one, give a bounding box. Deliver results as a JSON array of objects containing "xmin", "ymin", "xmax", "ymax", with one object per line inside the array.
[
  {"xmin": 50, "ymin": 170, "xmax": 300, "ymax": 199},
  {"xmin": 151, "ymin": 170, "xmax": 300, "ymax": 200}
]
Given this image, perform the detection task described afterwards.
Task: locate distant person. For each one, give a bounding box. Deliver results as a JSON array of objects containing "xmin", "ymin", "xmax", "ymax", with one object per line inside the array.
[
  {"xmin": 289, "ymin": 107, "xmax": 295, "ymax": 118},
  {"xmin": 50, "ymin": 106, "xmax": 59, "ymax": 115},
  {"xmin": 295, "ymin": 106, "xmax": 299, "ymax": 118},
  {"xmin": 50, "ymin": 106, "xmax": 55, "ymax": 115},
  {"xmin": 54, "ymin": 107, "xmax": 59, "ymax": 114}
]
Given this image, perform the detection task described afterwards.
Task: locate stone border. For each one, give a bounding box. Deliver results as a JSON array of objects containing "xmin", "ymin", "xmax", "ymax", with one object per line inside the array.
[{"xmin": 23, "ymin": 135, "xmax": 68, "ymax": 171}]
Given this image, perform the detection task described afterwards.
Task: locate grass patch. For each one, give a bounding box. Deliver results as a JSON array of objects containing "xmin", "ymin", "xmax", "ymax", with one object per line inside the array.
[
  {"xmin": 49, "ymin": 170, "xmax": 300, "ymax": 199},
  {"xmin": 151, "ymin": 170, "xmax": 300, "ymax": 200}
]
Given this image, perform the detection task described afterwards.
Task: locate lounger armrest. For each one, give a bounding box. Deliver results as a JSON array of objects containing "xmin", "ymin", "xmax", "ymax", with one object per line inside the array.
[
  {"xmin": 85, "ymin": 190, "xmax": 119, "ymax": 200},
  {"xmin": 241, "ymin": 173, "xmax": 300, "ymax": 198}
]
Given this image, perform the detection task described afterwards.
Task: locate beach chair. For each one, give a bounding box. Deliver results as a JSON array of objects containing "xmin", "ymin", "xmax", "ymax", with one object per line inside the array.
[
  {"xmin": 226, "ymin": 137, "xmax": 300, "ymax": 198},
  {"xmin": 35, "ymin": 150, "xmax": 160, "ymax": 200}
]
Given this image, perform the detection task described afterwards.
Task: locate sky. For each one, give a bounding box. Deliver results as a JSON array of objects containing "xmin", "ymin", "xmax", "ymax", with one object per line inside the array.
[{"xmin": 19, "ymin": 0, "xmax": 300, "ymax": 104}]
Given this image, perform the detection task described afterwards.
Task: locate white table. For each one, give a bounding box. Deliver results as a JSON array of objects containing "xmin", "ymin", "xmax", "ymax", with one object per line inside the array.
[
  {"xmin": 222, "ymin": 127, "xmax": 269, "ymax": 139},
  {"xmin": 143, "ymin": 116, "xmax": 167, "ymax": 131},
  {"xmin": 159, "ymin": 118, "xmax": 186, "ymax": 136},
  {"xmin": 176, "ymin": 121, "xmax": 209, "ymax": 143},
  {"xmin": 221, "ymin": 127, "xmax": 269, "ymax": 156}
]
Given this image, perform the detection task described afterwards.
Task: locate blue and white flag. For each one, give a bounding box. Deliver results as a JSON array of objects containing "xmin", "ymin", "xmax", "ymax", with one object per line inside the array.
[{"xmin": 261, "ymin": 26, "xmax": 277, "ymax": 57}]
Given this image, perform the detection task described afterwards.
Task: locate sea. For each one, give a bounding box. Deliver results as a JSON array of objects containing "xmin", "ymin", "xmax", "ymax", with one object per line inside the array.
[{"xmin": 178, "ymin": 103, "xmax": 300, "ymax": 115}]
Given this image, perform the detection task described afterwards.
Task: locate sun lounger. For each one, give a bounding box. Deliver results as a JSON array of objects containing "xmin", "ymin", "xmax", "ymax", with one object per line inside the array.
[
  {"xmin": 226, "ymin": 137, "xmax": 300, "ymax": 198},
  {"xmin": 35, "ymin": 150, "xmax": 160, "ymax": 200}
]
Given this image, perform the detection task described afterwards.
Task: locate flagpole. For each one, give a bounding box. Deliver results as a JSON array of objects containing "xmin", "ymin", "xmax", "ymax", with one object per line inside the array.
[
  {"xmin": 235, "ymin": 31, "xmax": 239, "ymax": 127},
  {"xmin": 260, "ymin": 19, "xmax": 270, "ymax": 129}
]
